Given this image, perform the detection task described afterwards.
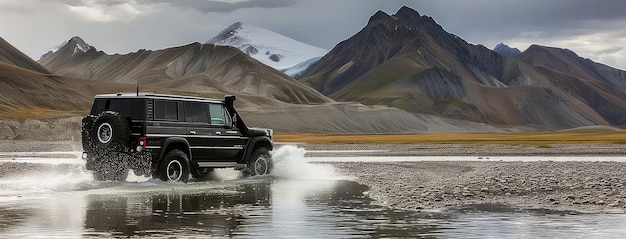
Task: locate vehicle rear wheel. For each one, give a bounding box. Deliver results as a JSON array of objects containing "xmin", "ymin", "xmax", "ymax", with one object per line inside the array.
[
  {"xmin": 90, "ymin": 112, "xmax": 130, "ymax": 152},
  {"xmin": 159, "ymin": 149, "xmax": 190, "ymax": 182},
  {"xmin": 245, "ymin": 147, "xmax": 272, "ymax": 177}
]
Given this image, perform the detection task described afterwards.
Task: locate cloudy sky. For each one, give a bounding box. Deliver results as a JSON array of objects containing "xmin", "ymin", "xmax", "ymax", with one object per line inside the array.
[{"xmin": 2, "ymin": 0, "xmax": 625, "ymax": 69}]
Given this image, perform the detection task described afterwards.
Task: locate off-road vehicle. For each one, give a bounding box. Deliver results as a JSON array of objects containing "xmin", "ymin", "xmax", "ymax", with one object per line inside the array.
[{"xmin": 81, "ymin": 93, "xmax": 274, "ymax": 182}]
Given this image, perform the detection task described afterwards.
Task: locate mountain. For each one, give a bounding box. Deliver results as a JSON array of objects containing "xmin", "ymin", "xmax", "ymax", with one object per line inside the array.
[
  {"xmin": 206, "ymin": 22, "xmax": 328, "ymax": 70},
  {"xmin": 39, "ymin": 36, "xmax": 93, "ymax": 61},
  {"xmin": 39, "ymin": 38, "xmax": 331, "ymax": 105},
  {"xmin": 299, "ymin": 6, "xmax": 626, "ymax": 129},
  {"xmin": 517, "ymin": 45, "xmax": 626, "ymax": 124},
  {"xmin": 0, "ymin": 37, "xmax": 50, "ymax": 74},
  {"xmin": 0, "ymin": 37, "xmax": 136, "ymax": 120},
  {"xmin": 29, "ymin": 35, "xmax": 505, "ymax": 137},
  {"xmin": 493, "ymin": 43, "xmax": 521, "ymax": 57}
]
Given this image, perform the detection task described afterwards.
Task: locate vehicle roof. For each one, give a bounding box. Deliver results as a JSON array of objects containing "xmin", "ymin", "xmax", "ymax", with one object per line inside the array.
[{"xmin": 95, "ymin": 93, "xmax": 224, "ymax": 103}]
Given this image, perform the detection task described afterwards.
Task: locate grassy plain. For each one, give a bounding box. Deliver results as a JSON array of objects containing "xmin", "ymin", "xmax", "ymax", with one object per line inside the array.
[{"xmin": 274, "ymin": 131, "xmax": 626, "ymax": 146}]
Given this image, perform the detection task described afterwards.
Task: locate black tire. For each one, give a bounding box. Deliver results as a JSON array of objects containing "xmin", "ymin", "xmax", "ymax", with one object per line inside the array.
[
  {"xmin": 90, "ymin": 111, "xmax": 130, "ymax": 152},
  {"xmin": 191, "ymin": 164, "xmax": 214, "ymax": 181},
  {"xmin": 245, "ymin": 148, "xmax": 272, "ymax": 177},
  {"xmin": 159, "ymin": 149, "xmax": 190, "ymax": 182}
]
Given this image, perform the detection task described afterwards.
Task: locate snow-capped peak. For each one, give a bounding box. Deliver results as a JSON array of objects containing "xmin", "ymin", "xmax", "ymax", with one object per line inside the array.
[
  {"xmin": 493, "ymin": 43, "xmax": 521, "ymax": 57},
  {"xmin": 69, "ymin": 36, "xmax": 91, "ymax": 53},
  {"xmin": 40, "ymin": 36, "xmax": 93, "ymax": 60},
  {"xmin": 206, "ymin": 22, "xmax": 328, "ymax": 70}
]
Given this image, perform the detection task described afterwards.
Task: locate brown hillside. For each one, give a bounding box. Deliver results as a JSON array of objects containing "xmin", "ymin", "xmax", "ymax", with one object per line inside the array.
[
  {"xmin": 0, "ymin": 37, "xmax": 50, "ymax": 74},
  {"xmin": 40, "ymin": 40, "xmax": 331, "ymax": 105}
]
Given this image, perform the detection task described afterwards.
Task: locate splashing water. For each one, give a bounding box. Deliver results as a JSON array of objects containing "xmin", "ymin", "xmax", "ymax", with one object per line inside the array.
[
  {"xmin": 0, "ymin": 145, "xmax": 342, "ymax": 201},
  {"xmin": 270, "ymin": 145, "xmax": 342, "ymax": 180},
  {"xmin": 0, "ymin": 164, "xmax": 99, "ymax": 200}
]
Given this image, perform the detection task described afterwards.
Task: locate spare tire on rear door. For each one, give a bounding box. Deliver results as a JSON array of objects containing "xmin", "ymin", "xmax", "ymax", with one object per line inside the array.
[{"xmin": 90, "ymin": 111, "xmax": 130, "ymax": 152}]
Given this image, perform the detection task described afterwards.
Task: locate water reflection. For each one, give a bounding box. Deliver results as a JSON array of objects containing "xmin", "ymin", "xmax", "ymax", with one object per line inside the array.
[
  {"xmin": 3, "ymin": 178, "xmax": 626, "ymax": 238},
  {"xmin": 82, "ymin": 183, "xmax": 272, "ymax": 237},
  {"xmin": 0, "ymin": 179, "xmax": 448, "ymax": 238}
]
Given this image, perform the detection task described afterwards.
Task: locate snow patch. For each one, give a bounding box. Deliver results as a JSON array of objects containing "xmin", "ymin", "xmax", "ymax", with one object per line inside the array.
[
  {"xmin": 206, "ymin": 22, "xmax": 328, "ymax": 70},
  {"xmin": 40, "ymin": 36, "xmax": 92, "ymax": 60},
  {"xmin": 282, "ymin": 56, "xmax": 322, "ymax": 77}
]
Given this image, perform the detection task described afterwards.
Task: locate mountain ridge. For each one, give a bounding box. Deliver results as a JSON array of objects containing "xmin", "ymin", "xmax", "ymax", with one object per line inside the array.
[
  {"xmin": 494, "ymin": 43, "xmax": 521, "ymax": 57},
  {"xmin": 39, "ymin": 38, "xmax": 332, "ymax": 105},
  {"xmin": 299, "ymin": 6, "xmax": 626, "ymax": 129},
  {"xmin": 0, "ymin": 37, "xmax": 50, "ymax": 74}
]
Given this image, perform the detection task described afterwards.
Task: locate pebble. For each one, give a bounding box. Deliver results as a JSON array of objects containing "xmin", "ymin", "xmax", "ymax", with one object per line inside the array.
[{"xmin": 330, "ymin": 159, "xmax": 626, "ymax": 213}]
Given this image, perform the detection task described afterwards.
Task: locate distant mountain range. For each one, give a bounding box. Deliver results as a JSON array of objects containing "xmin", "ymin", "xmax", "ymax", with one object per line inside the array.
[
  {"xmin": 1, "ymin": 5, "xmax": 626, "ymax": 139},
  {"xmin": 39, "ymin": 36, "xmax": 330, "ymax": 105},
  {"xmin": 206, "ymin": 22, "xmax": 328, "ymax": 76},
  {"xmin": 299, "ymin": 6, "xmax": 626, "ymax": 129},
  {"xmin": 0, "ymin": 36, "xmax": 133, "ymax": 121}
]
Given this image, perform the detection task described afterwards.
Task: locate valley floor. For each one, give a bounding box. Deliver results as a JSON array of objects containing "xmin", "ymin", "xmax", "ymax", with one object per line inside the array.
[
  {"xmin": 1, "ymin": 140, "xmax": 626, "ymax": 213},
  {"xmin": 300, "ymin": 143, "xmax": 626, "ymax": 213}
]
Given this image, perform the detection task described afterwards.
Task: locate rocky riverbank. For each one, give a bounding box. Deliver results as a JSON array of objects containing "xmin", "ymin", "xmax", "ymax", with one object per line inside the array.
[{"xmin": 330, "ymin": 161, "xmax": 626, "ymax": 213}]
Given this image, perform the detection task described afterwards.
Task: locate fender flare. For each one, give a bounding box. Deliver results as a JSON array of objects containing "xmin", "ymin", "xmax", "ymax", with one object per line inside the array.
[
  {"xmin": 158, "ymin": 137, "xmax": 192, "ymax": 164},
  {"xmin": 241, "ymin": 136, "xmax": 273, "ymax": 163}
]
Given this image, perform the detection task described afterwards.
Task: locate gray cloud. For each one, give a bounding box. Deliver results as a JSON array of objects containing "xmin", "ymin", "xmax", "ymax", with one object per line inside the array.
[
  {"xmin": 414, "ymin": 0, "xmax": 626, "ymax": 44},
  {"xmin": 143, "ymin": 0, "xmax": 295, "ymax": 13},
  {"xmin": 1, "ymin": 0, "xmax": 625, "ymax": 69}
]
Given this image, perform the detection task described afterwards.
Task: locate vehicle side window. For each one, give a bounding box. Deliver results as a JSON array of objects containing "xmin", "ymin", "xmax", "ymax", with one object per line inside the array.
[
  {"xmin": 90, "ymin": 99, "xmax": 145, "ymax": 119},
  {"xmin": 185, "ymin": 102, "xmax": 209, "ymax": 124},
  {"xmin": 154, "ymin": 100, "xmax": 178, "ymax": 121},
  {"xmin": 209, "ymin": 103, "xmax": 231, "ymax": 126}
]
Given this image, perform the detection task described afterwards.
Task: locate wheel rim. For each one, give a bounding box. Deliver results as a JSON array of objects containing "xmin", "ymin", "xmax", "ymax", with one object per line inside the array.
[
  {"xmin": 254, "ymin": 157, "xmax": 268, "ymax": 175},
  {"xmin": 97, "ymin": 123, "xmax": 113, "ymax": 144},
  {"xmin": 167, "ymin": 160, "xmax": 183, "ymax": 181}
]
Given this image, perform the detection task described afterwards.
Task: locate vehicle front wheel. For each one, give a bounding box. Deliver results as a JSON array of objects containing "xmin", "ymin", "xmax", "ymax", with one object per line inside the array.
[
  {"xmin": 159, "ymin": 149, "xmax": 190, "ymax": 182},
  {"xmin": 245, "ymin": 148, "xmax": 272, "ymax": 177},
  {"xmin": 191, "ymin": 164, "xmax": 214, "ymax": 181}
]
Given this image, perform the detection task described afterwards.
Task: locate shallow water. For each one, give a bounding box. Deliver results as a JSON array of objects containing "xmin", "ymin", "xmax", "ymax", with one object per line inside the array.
[{"xmin": 1, "ymin": 146, "xmax": 626, "ymax": 238}]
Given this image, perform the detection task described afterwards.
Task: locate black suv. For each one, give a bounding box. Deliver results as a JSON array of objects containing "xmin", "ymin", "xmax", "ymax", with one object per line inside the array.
[{"xmin": 81, "ymin": 93, "xmax": 274, "ymax": 182}]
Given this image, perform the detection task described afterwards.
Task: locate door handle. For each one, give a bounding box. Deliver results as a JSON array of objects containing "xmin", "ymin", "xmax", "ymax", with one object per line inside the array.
[
  {"xmin": 190, "ymin": 131, "xmax": 196, "ymax": 135},
  {"xmin": 215, "ymin": 131, "xmax": 222, "ymax": 135}
]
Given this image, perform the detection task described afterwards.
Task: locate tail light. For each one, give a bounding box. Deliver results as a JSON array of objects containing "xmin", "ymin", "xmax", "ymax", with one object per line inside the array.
[{"xmin": 137, "ymin": 136, "xmax": 147, "ymax": 151}]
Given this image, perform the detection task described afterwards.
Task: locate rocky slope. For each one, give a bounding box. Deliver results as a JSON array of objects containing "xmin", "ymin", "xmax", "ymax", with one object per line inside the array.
[
  {"xmin": 299, "ymin": 6, "xmax": 626, "ymax": 130},
  {"xmin": 0, "ymin": 37, "xmax": 50, "ymax": 74}
]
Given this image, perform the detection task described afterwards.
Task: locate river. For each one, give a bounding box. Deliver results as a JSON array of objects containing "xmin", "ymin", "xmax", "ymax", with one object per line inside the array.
[{"xmin": 1, "ymin": 146, "xmax": 625, "ymax": 238}]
